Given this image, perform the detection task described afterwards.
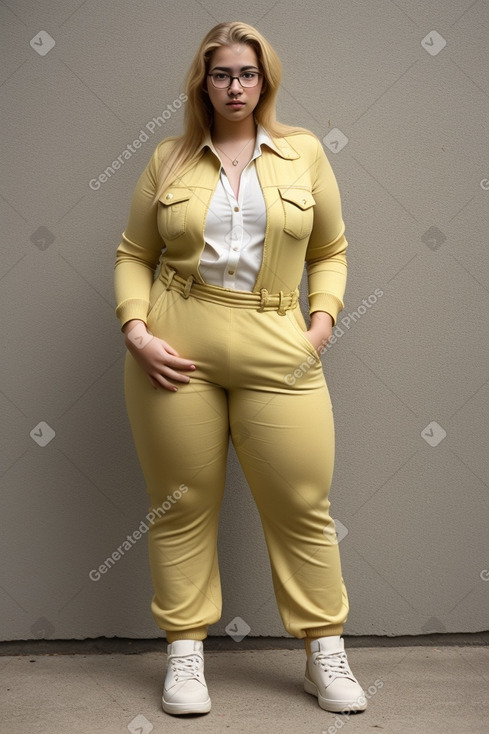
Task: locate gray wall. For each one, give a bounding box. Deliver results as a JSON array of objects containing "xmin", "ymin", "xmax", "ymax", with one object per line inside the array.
[{"xmin": 1, "ymin": 0, "xmax": 488, "ymax": 642}]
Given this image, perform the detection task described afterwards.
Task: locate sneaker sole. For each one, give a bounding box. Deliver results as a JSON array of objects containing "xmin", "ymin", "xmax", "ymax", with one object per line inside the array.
[
  {"xmin": 304, "ymin": 676, "xmax": 367, "ymax": 713},
  {"xmin": 162, "ymin": 696, "xmax": 211, "ymax": 716}
]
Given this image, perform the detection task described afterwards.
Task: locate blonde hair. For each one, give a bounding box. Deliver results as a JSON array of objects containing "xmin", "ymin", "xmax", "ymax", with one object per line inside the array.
[{"xmin": 152, "ymin": 21, "xmax": 312, "ymax": 203}]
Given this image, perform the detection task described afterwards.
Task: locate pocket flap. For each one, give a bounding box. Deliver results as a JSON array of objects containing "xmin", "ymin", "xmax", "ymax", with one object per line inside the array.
[
  {"xmin": 159, "ymin": 188, "xmax": 192, "ymax": 206},
  {"xmin": 278, "ymin": 188, "xmax": 315, "ymax": 210}
]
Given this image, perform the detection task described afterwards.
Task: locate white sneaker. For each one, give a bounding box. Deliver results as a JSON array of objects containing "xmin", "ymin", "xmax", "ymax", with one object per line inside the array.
[
  {"xmin": 304, "ymin": 636, "xmax": 367, "ymax": 713},
  {"xmin": 162, "ymin": 640, "xmax": 211, "ymax": 715}
]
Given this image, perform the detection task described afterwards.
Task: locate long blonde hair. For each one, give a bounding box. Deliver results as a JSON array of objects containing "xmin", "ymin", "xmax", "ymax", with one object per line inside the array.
[{"xmin": 152, "ymin": 21, "xmax": 312, "ymax": 203}]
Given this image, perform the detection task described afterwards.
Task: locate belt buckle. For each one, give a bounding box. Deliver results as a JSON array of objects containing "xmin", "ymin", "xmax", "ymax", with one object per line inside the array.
[
  {"xmin": 277, "ymin": 290, "xmax": 286, "ymax": 316},
  {"xmin": 183, "ymin": 275, "xmax": 194, "ymax": 298},
  {"xmin": 258, "ymin": 288, "xmax": 269, "ymax": 312},
  {"xmin": 165, "ymin": 268, "xmax": 176, "ymax": 290}
]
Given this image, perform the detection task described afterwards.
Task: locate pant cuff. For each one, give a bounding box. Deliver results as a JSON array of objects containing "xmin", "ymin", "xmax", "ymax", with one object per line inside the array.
[
  {"xmin": 303, "ymin": 624, "xmax": 344, "ymax": 638},
  {"xmin": 165, "ymin": 626, "xmax": 208, "ymax": 643}
]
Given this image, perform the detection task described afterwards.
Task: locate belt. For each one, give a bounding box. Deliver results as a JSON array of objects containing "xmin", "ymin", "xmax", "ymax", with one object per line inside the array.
[{"xmin": 159, "ymin": 266, "xmax": 299, "ymax": 315}]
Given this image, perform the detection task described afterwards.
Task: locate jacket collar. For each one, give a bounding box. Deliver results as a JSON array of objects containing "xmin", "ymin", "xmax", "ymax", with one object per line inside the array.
[{"xmin": 200, "ymin": 123, "xmax": 300, "ymax": 160}]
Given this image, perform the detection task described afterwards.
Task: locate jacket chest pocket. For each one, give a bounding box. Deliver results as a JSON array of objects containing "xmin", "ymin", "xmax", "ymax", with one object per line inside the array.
[
  {"xmin": 158, "ymin": 187, "xmax": 192, "ymax": 240},
  {"xmin": 278, "ymin": 187, "xmax": 316, "ymax": 240}
]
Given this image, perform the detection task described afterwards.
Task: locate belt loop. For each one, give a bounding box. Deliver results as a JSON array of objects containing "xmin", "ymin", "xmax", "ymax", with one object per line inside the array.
[
  {"xmin": 291, "ymin": 288, "xmax": 299, "ymax": 310},
  {"xmin": 183, "ymin": 275, "xmax": 194, "ymax": 298},
  {"xmin": 258, "ymin": 288, "xmax": 269, "ymax": 312},
  {"xmin": 165, "ymin": 268, "xmax": 176, "ymax": 290},
  {"xmin": 277, "ymin": 290, "xmax": 286, "ymax": 316}
]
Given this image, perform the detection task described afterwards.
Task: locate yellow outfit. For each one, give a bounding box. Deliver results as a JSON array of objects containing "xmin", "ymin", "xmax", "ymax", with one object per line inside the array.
[
  {"xmin": 114, "ymin": 129, "xmax": 350, "ymax": 642},
  {"xmin": 115, "ymin": 130, "xmax": 347, "ymax": 328}
]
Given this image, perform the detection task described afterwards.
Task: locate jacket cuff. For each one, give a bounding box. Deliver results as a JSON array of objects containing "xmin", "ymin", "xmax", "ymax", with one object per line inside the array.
[
  {"xmin": 115, "ymin": 299, "xmax": 149, "ymax": 330},
  {"xmin": 308, "ymin": 292, "xmax": 344, "ymax": 326}
]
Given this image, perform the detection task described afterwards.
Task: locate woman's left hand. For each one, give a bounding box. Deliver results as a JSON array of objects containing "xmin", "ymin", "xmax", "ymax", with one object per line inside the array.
[{"xmin": 305, "ymin": 311, "xmax": 334, "ymax": 354}]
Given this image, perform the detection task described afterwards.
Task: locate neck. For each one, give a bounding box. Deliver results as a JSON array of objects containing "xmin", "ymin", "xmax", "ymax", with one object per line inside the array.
[{"xmin": 211, "ymin": 113, "xmax": 257, "ymax": 144}]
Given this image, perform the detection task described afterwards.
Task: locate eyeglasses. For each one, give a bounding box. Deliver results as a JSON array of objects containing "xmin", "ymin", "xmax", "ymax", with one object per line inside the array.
[{"xmin": 207, "ymin": 71, "xmax": 263, "ymax": 89}]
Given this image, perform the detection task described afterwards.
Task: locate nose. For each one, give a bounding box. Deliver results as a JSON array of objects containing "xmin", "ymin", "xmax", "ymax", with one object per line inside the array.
[{"xmin": 228, "ymin": 77, "xmax": 242, "ymax": 94}]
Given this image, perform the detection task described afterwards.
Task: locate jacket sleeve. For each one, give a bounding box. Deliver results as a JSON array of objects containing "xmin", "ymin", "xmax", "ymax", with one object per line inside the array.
[
  {"xmin": 305, "ymin": 137, "xmax": 348, "ymax": 325},
  {"xmin": 113, "ymin": 143, "xmax": 166, "ymax": 329}
]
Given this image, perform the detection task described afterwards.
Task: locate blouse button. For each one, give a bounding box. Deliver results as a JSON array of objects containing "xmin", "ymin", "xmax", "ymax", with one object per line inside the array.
[
  {"xmin": 165, "ymin": 193, "xmax": 173, "ymax": 200},
  {"xmin": 228, "ymin": 269, "xmax": 235, "ymax": 275},
  {"xmin": 301, "ymin": 198, "xmax": 306, "ymax": 205},
  {"xmin": 234, "ymin": 206, "xmax": 239, "ymax": 212}
]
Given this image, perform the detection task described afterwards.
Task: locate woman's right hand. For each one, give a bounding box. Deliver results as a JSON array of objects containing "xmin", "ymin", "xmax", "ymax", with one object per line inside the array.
[{"xmin": 123, "ymin": 320, "xmax": 196, "ymax": 391}]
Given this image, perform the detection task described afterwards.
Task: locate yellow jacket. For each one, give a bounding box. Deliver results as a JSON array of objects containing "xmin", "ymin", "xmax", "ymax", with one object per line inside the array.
[{"xmin": 114, "ymin": 129, "xmax": 348, "ymax": 328}]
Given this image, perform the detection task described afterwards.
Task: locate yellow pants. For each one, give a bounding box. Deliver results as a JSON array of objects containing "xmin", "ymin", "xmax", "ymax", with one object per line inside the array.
[{"xmin": 124, "ymin": 267, "xmax": 349, "ymax": 643}]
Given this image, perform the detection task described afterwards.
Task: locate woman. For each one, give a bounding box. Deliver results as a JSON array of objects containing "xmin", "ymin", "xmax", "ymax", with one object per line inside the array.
[{"xmin": 114, "ymin": 21, "xmax": 367, "ymax": 717}]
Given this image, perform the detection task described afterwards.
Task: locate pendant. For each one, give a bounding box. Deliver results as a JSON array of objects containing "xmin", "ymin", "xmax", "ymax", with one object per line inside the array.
[{"xmin": 232, "ymin": 159, "xmax": 238, "ymax": 166}]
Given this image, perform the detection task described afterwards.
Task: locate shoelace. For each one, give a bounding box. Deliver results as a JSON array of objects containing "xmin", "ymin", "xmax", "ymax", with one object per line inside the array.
[
  {"xmin": 170, "ymin": 654, "xmax": 203, "ymax": 682},
  {"xmin": 314, "ymin": 650, "xmax": 354, "ymax": 680}
]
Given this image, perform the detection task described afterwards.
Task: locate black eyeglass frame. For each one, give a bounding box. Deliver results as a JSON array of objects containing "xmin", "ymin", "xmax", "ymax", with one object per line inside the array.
[{"xmin": 207, "ymin": 71, "xmax": 263, "ymax": 89}]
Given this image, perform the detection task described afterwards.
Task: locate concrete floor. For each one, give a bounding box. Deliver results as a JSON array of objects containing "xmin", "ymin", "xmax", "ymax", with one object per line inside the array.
[{"xmin": 1, "ymin": 637, "xmax": 488, "ymax": 734}]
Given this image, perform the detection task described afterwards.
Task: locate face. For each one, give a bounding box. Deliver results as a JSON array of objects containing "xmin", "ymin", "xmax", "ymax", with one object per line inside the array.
[{"xmin": 205, "ymin": 43, "xmax": 264, "ymax": 126}]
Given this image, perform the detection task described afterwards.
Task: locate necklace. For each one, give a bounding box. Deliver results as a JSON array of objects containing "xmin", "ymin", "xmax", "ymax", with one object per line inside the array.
[{"xmin": 214, "ymin": 137, "xmax": 255, "ymax": 166}]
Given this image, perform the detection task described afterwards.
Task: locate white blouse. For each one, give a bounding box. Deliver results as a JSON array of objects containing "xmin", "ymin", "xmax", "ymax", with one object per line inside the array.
[{"xmin": 199, "ymin": 125, "xmax": 277, "ymax": 291}]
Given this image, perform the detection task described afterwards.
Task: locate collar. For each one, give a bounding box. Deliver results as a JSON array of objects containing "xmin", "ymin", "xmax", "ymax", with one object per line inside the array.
[{"xmin": 200, "ymin": 123, "xmax": 300, "ymax": 160}]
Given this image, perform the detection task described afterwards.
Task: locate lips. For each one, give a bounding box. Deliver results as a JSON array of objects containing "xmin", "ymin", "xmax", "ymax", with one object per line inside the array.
[{"xmin": 226, "ymin": 101, "xmax": 244, "ymax": 108}]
